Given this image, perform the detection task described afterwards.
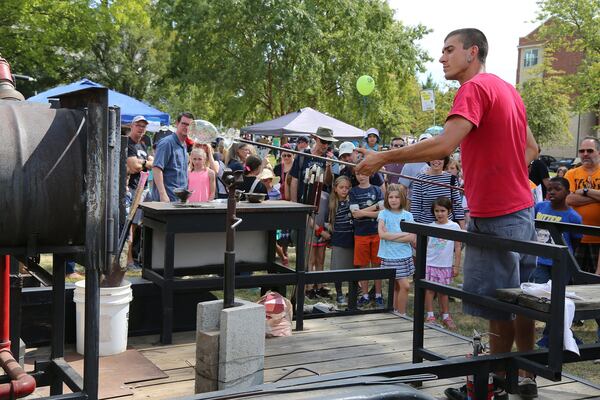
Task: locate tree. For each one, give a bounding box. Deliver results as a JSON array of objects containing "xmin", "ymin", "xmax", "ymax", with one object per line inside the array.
[
  {"xmin": 519, "ymin": 76, "xmax": 572, "ymax": 145},
  {"xmin": 164, "ymin": 0, "xmax": 430, "ymax": 131},
  {"xmin": 0, "ymin": 0, "xmax": 95, "ymax": 97},
  {"xmin": 536, "ymin": 0, "xmax": 600, "ymax": 115},
  {"xmin": 78, "ymin": 0, "xmax": 172, "ymax": 100}
]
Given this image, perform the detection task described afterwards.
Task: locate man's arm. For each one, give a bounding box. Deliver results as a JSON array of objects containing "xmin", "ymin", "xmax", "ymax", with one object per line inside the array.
[
  {"xmin": 525, "ymin": 126, "xmax": 538, "ymax": 165},
  {"xmin": 290, "ymin": 177, "xmax": 299, "ymax": 203},
  {"xmin": 356, "ymin": 116, "xmax": 472, "ymax": 175},
  {"xmin": 152, "ymin": 167, "xmax": 170, "ymax": 203},
  {"xmin": 566, "ymin": 190, "xmax": 600, "ymax": 207},
  {"xmin": 126, "ymin": 156, "xmax": 143, "ymax": 174}
]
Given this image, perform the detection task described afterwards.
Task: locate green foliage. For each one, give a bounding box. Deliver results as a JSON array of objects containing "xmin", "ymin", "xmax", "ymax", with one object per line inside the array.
[
  {"xmin": 0, "ymin": 0, "xmax": 96, "ymax": 97},
  {"xmin": 166, "ymin": 0, "xmax": 430, "ymax": 133},
  {"xmin": 519, "ymin": 76, "xmax": 572, "ymax": 145},
  {"xmin": 536, "ymin": 0, "xmax": 600, "ymax": 114}
]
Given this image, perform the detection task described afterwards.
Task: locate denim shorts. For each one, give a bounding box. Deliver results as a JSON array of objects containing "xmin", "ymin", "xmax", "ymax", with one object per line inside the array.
[{"xmin": 462, "ymin": 207, "xmax": 537, "ymax": 320}]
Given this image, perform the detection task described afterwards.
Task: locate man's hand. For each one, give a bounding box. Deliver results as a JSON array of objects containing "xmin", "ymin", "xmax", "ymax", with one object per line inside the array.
[{"xmin": 355, "ymin": 148, "xmax": 385, "ymax": 176}]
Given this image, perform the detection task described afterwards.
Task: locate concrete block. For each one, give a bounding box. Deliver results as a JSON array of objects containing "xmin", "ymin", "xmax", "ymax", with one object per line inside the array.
[
  {"xmin": 197, "ymin": 300, "xmax": 223, "ymax": 332},
  {"xmin": 195, "ymin": 330, "xmax": 220, "ymax": 381},
  {"xmin": 218, "ymin": 299, "xmax": 265, "ymax": 388}
]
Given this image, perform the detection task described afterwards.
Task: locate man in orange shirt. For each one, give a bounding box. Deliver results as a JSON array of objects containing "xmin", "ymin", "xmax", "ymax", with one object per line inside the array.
[{"xmin": 565, "ymin": 137, "xmax": 600, "ymax": 274}]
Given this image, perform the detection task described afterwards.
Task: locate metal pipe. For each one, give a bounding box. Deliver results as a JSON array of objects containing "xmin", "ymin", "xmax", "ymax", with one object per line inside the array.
[
  {"xmin": 1, "ymin": 255, "xmax": 9, "ymax": 350},
  {"xmin": 223, "ymin": 187, "xmax": 237, "ymax": 308},
  {"xmin": 0, "ymin": 257, "xmax": 36, "ymax": 398},
  {"xmin": 236, "ymin": 137, "xmax": 463, "ymax": 192},
  {"xmin": 0, "ymin": 349, "xmax": 36, "ymax": 399}
]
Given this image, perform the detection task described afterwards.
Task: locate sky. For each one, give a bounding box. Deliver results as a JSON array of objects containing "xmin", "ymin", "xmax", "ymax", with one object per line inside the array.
[{"xmin": 388, "ymin": 0, "xmax": 542, "ymax": 86}]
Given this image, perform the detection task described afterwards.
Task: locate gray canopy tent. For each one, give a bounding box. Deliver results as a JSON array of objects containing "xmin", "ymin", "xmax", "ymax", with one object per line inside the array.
[{"xmin": 241, "ymin": 107, "xmax": 365, "ymax": 139}]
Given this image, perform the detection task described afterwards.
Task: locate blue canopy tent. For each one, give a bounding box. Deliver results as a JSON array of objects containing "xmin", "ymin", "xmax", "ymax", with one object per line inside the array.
[{"xmin": 28, "ymin": 79, "xmax": 170, "ymax": 129}]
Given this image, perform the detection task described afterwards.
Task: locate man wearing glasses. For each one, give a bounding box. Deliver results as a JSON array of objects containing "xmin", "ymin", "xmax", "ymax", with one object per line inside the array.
[
  {"xmin": 565, "ymin": 137, "xmax": 600, "ymax": 275},
  {"xmin": 384, "ymin": 137, "xmax": 406, "ymax": 185},
  {"xmin": 289, "ymin": 126, "xmax": 335, "ymax": 203},
  {"xmin": 152, "ymin": 112, "xmax": 195, "ymax": 202}
]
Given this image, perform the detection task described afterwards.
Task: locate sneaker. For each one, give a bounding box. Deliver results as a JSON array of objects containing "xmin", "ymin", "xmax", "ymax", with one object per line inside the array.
[
  {"xmin": 444, "ymin": 384, "xmax": 466, "ymax": 400},
  {"xmin": 316, "ymin": 287, "xmax": 331, "ymax": 299},
  {"xmin": 442, "ymin": 316, "xmax": 457, "ymax": 330},
  {"xmin": 425, "ymin": 315, "xmax": 437, "ymax": 324},
  {"xmin": 518, "ymin": 377, "xmax": 538, "ymax": 399},
  {"xmin": 374, "ymin": 297, "xmax": 384, "ymax": 309},
  {"xmin": 357, "ymin": 296, "xmax": 370, "ymax": 308}
]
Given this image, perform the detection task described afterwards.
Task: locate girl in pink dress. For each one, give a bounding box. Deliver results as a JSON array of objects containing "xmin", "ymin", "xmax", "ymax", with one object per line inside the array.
[{"xmin": 188, "ymin": 147, "xmax": 216, "ymax": 202}]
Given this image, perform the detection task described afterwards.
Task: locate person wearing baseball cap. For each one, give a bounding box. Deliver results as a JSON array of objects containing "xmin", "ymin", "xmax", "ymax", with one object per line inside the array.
[{"xmin": 126, "ymin": 115, "xmax": 153, "ymax": 270}]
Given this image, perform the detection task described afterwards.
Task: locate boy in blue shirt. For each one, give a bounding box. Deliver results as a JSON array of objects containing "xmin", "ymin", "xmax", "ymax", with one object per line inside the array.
[
  {"xmin": 349, "ymin": 172, "xmax": 384, "ymax": 307},
  {"xmin": 531, "ymin": 176, "xmax": 582, "ymax": 348}
]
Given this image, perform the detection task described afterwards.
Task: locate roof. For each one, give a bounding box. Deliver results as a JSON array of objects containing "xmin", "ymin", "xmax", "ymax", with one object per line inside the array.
[{"xmin": 27, "ymin": 79, "xmax": 170, "ymax": 126}]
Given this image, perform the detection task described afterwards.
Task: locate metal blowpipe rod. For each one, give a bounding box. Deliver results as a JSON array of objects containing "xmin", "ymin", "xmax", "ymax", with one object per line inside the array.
[{"xmin": 236, "ymin": 137, "xmax": 463, "ymax": 192}]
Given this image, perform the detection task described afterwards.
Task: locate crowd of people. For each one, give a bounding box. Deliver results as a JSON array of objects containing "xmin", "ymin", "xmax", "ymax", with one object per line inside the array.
[{"xmin": 116, "ymin": 27, "xmax": 600, "ymax": 400}]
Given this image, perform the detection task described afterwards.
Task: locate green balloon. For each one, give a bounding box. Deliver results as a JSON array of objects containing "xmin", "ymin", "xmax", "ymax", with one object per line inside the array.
[{"xmin": 356, "ymin": 75, "xmax": 375, "ymax": 96}]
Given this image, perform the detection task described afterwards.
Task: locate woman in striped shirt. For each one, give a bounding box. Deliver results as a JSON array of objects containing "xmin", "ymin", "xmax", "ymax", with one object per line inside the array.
[{"xmin": 410, "ymin": 157, "xmax": 465, "ymax": 229}]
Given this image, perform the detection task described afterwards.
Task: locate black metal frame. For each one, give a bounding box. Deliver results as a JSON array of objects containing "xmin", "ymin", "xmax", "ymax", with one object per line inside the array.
[
  {"xmin": 182, "ymin": 219, "xmax": 600, "ymax": 400},
  {"xmin": 403, "ymin": 219, "xmax": 600, "ymax": 399},
  {"xmin": 1, "ymin": 88, "xmax": 113, "ymax": 400},
  {"xmin": 140, "ymin": 201, "xmax": 398, "ymax": 344}
]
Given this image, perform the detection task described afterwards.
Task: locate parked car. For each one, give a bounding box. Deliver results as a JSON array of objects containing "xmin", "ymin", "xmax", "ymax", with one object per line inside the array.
[
  {"xmin": 539, "ymin": 155, "xmax": 557, "ymax": 168},
  {"xmin": 549, "ymin": 158, "xmax": 575, "ymax": 172}
]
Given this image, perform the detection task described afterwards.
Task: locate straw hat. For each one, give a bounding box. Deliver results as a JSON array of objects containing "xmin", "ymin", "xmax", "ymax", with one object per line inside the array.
[{"xmin": 257, "ymin": 168, "xmax": 280, "ymax": 185}]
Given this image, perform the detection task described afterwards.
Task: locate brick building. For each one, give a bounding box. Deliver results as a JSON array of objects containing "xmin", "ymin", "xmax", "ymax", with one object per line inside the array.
[{"xmin": 516, "ymin": 21, "xmax": 598, "ymax": 158}]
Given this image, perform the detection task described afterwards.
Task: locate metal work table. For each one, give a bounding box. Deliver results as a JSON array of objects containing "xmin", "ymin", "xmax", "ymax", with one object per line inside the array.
[{"xmin": 140, "ymin": 200, "xmax": 313, "ymax": 344}]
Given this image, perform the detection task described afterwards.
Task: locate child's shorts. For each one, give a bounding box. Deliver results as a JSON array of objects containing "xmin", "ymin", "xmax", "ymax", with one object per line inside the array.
[
  {"xmin": 382, "ymin": 257, "xmax": 414, "ymax": 279},
  {"xmin": 425, "ymin": 265, "xmax": 453, "ymax": 285},
  {"xmin": 331, "ymin": 246, "xmax": 354, "ymax": 270},
  {"xmin": 354, "ymin": 234, "xmax": 380, "ymax": 266}
]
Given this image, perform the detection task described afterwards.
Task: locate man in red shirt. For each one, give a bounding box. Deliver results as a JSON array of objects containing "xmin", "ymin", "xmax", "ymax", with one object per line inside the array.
[{"xmin": 357, "ymin": 28, "xmax": 539, "ymax": 399}]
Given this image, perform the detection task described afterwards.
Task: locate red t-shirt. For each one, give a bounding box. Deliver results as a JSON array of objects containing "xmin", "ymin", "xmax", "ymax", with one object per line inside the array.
[{"xmin": 448, "ymin": 73, "xmax": 532, "ymax": 218}]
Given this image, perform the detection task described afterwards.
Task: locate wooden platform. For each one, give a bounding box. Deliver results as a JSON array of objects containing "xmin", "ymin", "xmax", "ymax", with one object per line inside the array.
[
  {"xmin": 22, "ymin": 313, "xmax": 600, "ymax": 399},
  {"xmin": 111, "ymin": 313, "xmax": 600, "ymax": 400}
]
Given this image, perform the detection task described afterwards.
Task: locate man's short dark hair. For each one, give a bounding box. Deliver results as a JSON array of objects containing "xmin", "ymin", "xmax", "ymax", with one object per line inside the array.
[
  {"xmin": 445, "ymin": 28, "xmax": 488, "ymax": 64},
  {"xmin": 177, "ymin": 112, "xmax": 195, "ymax": 123}
]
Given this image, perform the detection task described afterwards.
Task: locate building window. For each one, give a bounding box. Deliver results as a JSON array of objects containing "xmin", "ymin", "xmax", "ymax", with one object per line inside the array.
[{"xmin": 524, "ymin": 48, "xmax": 539, "ymax": 67}]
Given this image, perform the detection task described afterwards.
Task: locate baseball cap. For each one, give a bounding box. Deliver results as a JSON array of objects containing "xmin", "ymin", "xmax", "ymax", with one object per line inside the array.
[
  {"xmin": 132, "ymin": 115, "xmax": 149, "ymax": 124},
  {"xmin": 418, "ymin": 132, "xmax": 433, "ymax": 141},
  {"xmin": 338, "ymin": 141, "xmax": 356, "ymax": 156}
]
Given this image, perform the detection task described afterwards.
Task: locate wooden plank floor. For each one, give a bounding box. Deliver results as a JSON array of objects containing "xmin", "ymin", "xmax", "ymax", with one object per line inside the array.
[{"xmin": 120, "ymin": 313, "xmax": 600, "ymax": 400}]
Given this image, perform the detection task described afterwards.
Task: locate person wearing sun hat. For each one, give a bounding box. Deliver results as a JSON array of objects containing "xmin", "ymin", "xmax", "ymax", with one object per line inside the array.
[
  {"xmin": 258, "ymin": 167, "xmax": 281, "ymax": 200},
  {"xmin": 362, "ymin": 127, "xmax": 381, "ymax": 152},
  {"xmin": 290, "ymin": 126, "xmax": 336, "ymax": 203}
]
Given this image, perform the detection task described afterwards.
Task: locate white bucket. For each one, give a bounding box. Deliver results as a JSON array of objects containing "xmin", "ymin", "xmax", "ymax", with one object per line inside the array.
[{"xmin": 73, "ymin": 280, "xmax": 133, "ymax": 356}]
